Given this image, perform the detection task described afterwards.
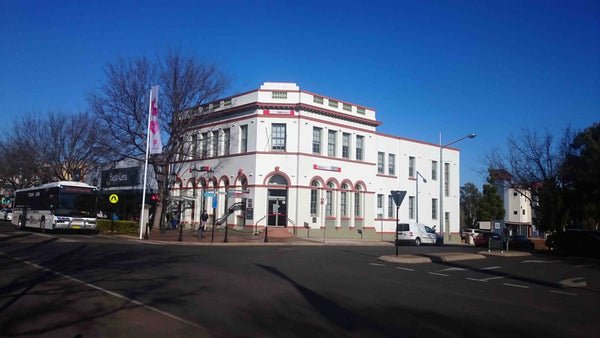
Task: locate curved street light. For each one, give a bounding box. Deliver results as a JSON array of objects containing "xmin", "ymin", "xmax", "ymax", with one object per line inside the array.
[{"xmin": 439, "ymin": 133, "xmax": 476, "ymax": 244}]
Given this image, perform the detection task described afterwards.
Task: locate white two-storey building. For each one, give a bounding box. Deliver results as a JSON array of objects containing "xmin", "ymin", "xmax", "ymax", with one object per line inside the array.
[{"xmin": 170, "ymin": 82, "xmax": 462, "ymax": 241}]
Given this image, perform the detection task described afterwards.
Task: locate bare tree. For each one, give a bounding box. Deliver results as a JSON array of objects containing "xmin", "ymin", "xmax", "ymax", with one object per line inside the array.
[{"xmin": 88, "ymin": 47, "xmax": 231, "ymax": 231}]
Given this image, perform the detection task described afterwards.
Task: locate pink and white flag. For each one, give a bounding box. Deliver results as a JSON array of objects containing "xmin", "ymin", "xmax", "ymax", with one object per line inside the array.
[{"xmin": 149, "ymin": 86, "xmax": 162, "ymax": 154}]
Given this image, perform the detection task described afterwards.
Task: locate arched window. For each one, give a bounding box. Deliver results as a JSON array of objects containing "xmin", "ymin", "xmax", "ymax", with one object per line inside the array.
[
  {"xmin": 268, "ymin": 174, "xmax": 287, "ymax": 185},
  {"xmin": 341, "ymin": 183, "xmax": 350, "ymax": 217},
  {"xmin": 354, "ymin": 184, "xmax": 363, "ymax": 217},
  {"xmin": 310, "ymin": 180, "xmax": 320, "ymax": 215},
  {"xmin": 326, "ymin": 181, "xmax": 336, "ymax": 217}
]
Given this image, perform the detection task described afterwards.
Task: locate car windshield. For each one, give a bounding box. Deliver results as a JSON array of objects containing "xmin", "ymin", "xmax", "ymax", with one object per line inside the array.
[{"xmin": 54, "ymin": 192, "xmax": 96, "ymax": 217}]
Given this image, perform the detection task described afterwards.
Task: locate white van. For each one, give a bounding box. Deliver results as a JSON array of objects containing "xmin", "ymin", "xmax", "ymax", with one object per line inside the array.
[{"xmin": 396, "ymin": 223, "xmax": 439, "ymax": 246}]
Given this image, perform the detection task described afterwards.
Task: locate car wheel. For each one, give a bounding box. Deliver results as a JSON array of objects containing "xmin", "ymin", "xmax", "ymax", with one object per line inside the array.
[{"xmin": 415, "ymin": 237, "xmax": 421, "ymax": 246}]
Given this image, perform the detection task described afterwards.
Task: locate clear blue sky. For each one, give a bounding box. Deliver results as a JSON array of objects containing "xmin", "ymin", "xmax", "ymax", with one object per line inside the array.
[{"xmin": 1, "ymin": 0, "xmax": 598, "ymax": 189}]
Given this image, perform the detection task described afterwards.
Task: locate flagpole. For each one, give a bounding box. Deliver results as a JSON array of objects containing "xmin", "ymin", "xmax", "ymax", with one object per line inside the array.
[{"xmin": 139, "ymin": 88, "xmax": 153, "ymax": 239}]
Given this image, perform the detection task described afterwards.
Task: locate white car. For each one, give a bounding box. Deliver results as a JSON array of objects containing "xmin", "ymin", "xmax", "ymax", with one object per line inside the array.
[{"xmin": 396, "ymin": 223, "xmax": 439, "ymax": 246}]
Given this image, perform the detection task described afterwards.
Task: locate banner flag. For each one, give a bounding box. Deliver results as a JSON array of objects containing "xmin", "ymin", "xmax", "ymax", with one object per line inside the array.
[{"xmin": 149, "ymin": 85, "xmax": 162, "ymax": 154}]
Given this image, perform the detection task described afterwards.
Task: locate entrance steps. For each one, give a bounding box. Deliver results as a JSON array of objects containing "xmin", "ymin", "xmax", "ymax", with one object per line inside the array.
[{"xmin": 260, "ymin": 227, "xmax": 294, "ymax": 238}]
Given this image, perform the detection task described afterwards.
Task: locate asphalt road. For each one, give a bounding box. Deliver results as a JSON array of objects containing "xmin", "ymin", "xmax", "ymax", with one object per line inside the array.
[{"xmin": 1, "ymin": 222, "xmax": 598, "ymax": 337}]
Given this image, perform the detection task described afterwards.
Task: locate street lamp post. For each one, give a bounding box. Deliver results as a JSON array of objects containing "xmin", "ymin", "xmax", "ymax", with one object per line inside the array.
[
  {"xmin": 439, "ymin": 133, "xmax": 476, "ymax": 244},
  {"xmin": 415, "ymin": 171, "xmax": 427, "ymax": 223}
]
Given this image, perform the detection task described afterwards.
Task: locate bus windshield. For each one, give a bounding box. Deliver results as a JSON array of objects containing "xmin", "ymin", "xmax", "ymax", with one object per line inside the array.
[{"xmin": 54, "ymin": 192, "xmax": 96, "ymax": 217}]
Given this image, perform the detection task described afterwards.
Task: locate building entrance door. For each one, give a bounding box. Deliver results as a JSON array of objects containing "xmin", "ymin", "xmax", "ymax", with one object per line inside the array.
[{"xmin": 267, "ymin": 189, "xmax": 287, "ymax": 226}]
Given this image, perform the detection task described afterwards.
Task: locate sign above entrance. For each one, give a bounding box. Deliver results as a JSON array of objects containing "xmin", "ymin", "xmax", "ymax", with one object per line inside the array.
[
  {"xmin": 203, "ymin": 192, "xmax": 215, "ymax": 197},
  {"xmin": 313, "ymin": 164, "xmax": 341, "ymax": 172},
  {"xmin": 263, "ymin": 109, "xmax": 294, "ymax": 116}
]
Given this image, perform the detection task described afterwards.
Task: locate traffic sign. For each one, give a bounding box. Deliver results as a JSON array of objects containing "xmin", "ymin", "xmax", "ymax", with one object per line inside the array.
[
  {"xmin": 109, "ymin": 194, "xmax": 119, "ymax": 204},
  {"xmin": 212, "ymin": 197, "xmax": 218, "ymax": 208}
]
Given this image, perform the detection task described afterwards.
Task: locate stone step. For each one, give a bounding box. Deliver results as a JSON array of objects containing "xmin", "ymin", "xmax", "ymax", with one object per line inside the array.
[{"xmin": 260, "ymin": 227, "xmax": 294, "ymax": 238}]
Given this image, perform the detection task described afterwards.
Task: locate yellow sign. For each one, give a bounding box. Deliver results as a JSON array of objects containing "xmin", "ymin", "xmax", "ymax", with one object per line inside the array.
[{"xmin": 109, "ymin": 194, "xmax": 119, "ymax": 204}]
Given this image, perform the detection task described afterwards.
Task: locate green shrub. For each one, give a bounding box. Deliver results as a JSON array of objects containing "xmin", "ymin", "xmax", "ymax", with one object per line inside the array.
[{"xmin": 97, "ymin": 219, "xmax": 139, "ymax": 235}]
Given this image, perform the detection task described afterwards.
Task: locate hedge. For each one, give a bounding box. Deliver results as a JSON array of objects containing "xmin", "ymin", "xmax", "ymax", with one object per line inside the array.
[{"xmin": 97, "ymin": 219, "xmax": 139, "ymax": 235}]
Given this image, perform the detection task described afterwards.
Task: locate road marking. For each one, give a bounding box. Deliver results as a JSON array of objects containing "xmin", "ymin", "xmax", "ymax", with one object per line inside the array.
[
  {"xmin": 32, "ymin": 233, "xmax": 55, "ymax": 238},
  {"xmin": 58, "ymin": 239, "xmax": 80, "ymax": 243},
  {"xmin": 481, "ymin": 266, "xmax": 502, "ymax": 270},
  {"xmin": 466, "ymin": 277, "xmax": 487, "ymax": 282},
  {"xmin": 467, "ymin": 276, "xmax": 507, "ymax": 282},
  {"xmin": 396, "ymin": 267, "xmax": 415, "ymax": 271},
  {"xmin": 0, "ymin": 250, "xmax": 206, "ymax": 330},
  {"xmin": 0, "ymin": 234, "xmax": 7, "ymax": 237},
  {"xmin": 504, "ymin": 283, "xmax": 529, "ymax": 289},
  {"xmin": 429, "ymin": 272, "xmax": 449, "ymax": 277},
  {"xmin": 522, "ymin": 260, "xmax": 562, "ymax": 264},
  {"xmin": 576, "ymin": 264, "xmax": 595, "ymax": 268},
  {"xmin": 559, "ymin": 277, "xmax": 587, "ymax": 288},
  {"xmin": 370, "ymin": 263, "xmax": 386, "ymax": 267},
  {"xmin": 549, "ymin": 290, "xmax": 577, "ymax": 296},
  {"xmin": 439, "ymin": 267, "xmax": 466, "ymax": 272}
]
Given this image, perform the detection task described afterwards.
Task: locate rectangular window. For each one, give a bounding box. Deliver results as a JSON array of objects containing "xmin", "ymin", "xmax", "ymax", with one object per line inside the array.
[
  {"xmin": 327, "ymin": 130, "xmax": 337, "ymax": 156},
  {"xmin": 223, "ymin": 128, "xmax": 230, "ymax": 156},
  {"xmin": 272, "ymin": 91, "xmax": 287, "ymax": 99},
  {"xmin": 432, "ymin": 161, "xmax": 438, "ymax": 180},
  {"xmin": 272, "ymin": 124, "xmax": 286, "ymax": 151},
  {"xmin": 377, "ymin": 152, "xmax": 385, "ymax": 174},
  {"xmin": 326, "ymin": 190, "xmax": 333, "ymax": 216},
  {"xmin": 388, "ymin": 154, "xmax": 395, "ymax": 175},
  {"xmin": 312, "ymin": 127, "xmax": 321, "ymax": 154},
  {"xmin": 328, "ymin": 100, "xmax": 338, "ymax": 108},
  {"xmin": 212, "ymin": 101, "xmax": 220, "ymax": 109},
  {"xmin": 342, "ymin": 133, "xmax": 350, "ymax": 159},
  {"xmin": 445, "ymin": 212, "xmax": 450, "ymax": 231},
  {"xmin": 522, "ymin": 209, "xmax": 526, "ymax": 215},
  {"xmin": 356, "ymin": 135, "xmax": 364, "ymax": 160},
  {"xmin": 191, "ymin": 134, "xmax": 198, "ymax": 158},
  {"xmin": 409, "ymin": 196, "xmax": 415, "ymax": 219},
  {"xmin": 513, "ymin": 210, "xmax": 518, "ymax": 215},
  {"xmin": 409, "ymin": 156, "xmax": 415, "ymax": 178},
  {"xmin": 310, "ymin": 189, "xmax": 318, "ymax": 215},
  {"xmin": 357, "ymin": 107, "xmax": 365, "ymax": 114},
  {"xmin": 432, "ymin": 198, "xmax": 438, "ymax": 220},
  {"xmin": 240, "ymin": 125, "xmax": 248, "ymax": 153},
  {"xmin": 513, "ymin": 191, "xmax": 518, "ymax": 197},
  {"xmin": 341, "ymin": 191, "xmax": 347, "ymax": 217},
  {"xmin": 212, "ymin": 131, "xmax": 219, "ymax": 156},
  {"xmin": 377, "ymin": 194, "xmax": 383, "ymax": 216},
  {"xmin": 444, "ymin": 163, "xmax": 450, "ymax": 197},
  {"xmin": 313, "ymin": 95, "xmax": 324, "ymax": 104},
  {"xmin": 201, "ymin": 132, "xmax": 208, "ymax": 158},
  {"xmin": 388, "ymin": 195, "xmax": 394, "ymax": 218},
  {"xmin": 343, "ymin": 103, "xmax": 352, "ymax": 112},
  {"xmin": 354, "ymin": 192, "xmax": 361, "ymax": 217},
  {"xmin": 224, "ymin": 98, "xmax": 232, "ymax": 106}
]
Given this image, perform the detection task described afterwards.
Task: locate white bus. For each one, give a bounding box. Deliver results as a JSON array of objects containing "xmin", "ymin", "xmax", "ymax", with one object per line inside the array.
[{"xmin": 12, "ymin": 181, "xmax": 97, "ymax": 231}]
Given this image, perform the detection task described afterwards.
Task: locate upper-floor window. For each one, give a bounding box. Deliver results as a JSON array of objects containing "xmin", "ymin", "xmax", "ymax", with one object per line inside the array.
[
  {"xmin": 272, "ymin": 91, "xmax": 287, "ymax": 99},
  {"xmin": 223, "ymin": 128, "xmax": 230, "ymax": 156},
  {"xmin": 312, "ymin": 127, "xmax": 322, "ymax": 154},
  {"xmin": 313, "ymin": 95, "xmax": 324, "ymax": 104},
  {"xmin": 272, "ymin": 124, "xmax": 286, "ymax": 151},
  {"xmin": 409, "ymin": 196, "xmax": 415, "ymax": 219},
  {"xmin": 444, "ymin": 163, "xmax": 450, "ymax": 197},
  {"xmin": 240, "ymin": 125, "xmax": 248, "ymax": 153},
  {"xmin": 388, "ymin": 154, "xmax": 396, "ymax": 175},
  {"xmin": 212, "ymin": 101, "xmax": 220, "ymax": 109},
  {"xmin": 343, "ymin": 103, "xmax": 352, "ymax": 112},
  {"xmin": 356, "ymin": 135, "xmax": 364, "ymax": 160},
  {"xmin": 409, "ymin": 156, "xmax": 416, "ymax": 178},
  {"xmin": 432, "ymin": 160, "xmax": 438, "ymax": 180},
  {"xmin": 357, "ymin": 107, "xmax": 365, "ymax": 114},
  {"xmin": 327, "ymin": 130, "xmax": 337, "ymax": 157},
  {"xmin": 342, "ymin": 133, "xmax": 350, "ymax": 159},
  {"xmin": 191, "ymin": 134, "xmax": 198, "ymax": 158},
  {"xmin": 377, "ymin": 152, "xmax": 385, "ymax": 174},
  {"xmin": 212, "ymin": 131, "xmax": 219, "ymax": 156},
  {"xmin": 328, "ymin": 100, "xmax": 338, "ymax": 108},
  {"xmin": 201, "ymin": 132, "xmax": 208, "ymax": 158},
  {"xmin": 224, "ymin": 98, "xmax": 232, "ymax": 106}
]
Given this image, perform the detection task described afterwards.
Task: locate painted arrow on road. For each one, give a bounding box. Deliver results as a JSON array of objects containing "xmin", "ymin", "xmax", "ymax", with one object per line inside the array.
[{"xmin": 559, "ymin": 277, "xmax": 587, "ymax": 288}]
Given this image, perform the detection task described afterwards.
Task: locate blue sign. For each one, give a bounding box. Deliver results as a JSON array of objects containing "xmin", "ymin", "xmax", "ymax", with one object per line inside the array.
[
  {"xmin": 203, "ymin": 192, "xmax": 215, "ymax": 197},
  {"xmin": 212, "ymin": 197, "xmax": 218, "ymax": 208}
]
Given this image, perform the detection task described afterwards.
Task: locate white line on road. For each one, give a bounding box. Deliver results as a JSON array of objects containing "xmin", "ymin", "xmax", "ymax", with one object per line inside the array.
[
  {"xmin": 522, "ymin": 260, "xmax": 562, "ymax": 264},
  {"xmin": 576, "ymin": 264, "xmax": 595, "ymax": 268},
  {"xmin": 466, "ymin": 277, "xmax": 487, "ymax": 282},
  {"xmin": 396, "ymin": 267, "xmax": 415, "ymax": 271},
  {"xmin": 439, "ymin": 267, "xmax": 466, "ymax": 272},
  {"xmin": 370, "ymin": 263, "xmax": 386, "ymax": 267},
  {"xmin": 481, "ymin": 266, "xmax": 502, "ymax": 270},
  {"xmin": 467, "ymin": 276, "xmax": 507, "ymax": 282},
  {"xmin": 429, "ymin": 272, "xmax": 449, "ymax": 277},
  {"xmin": 503, "ymin": 283, "xmax": 529, "ymax": 289},
  {"xmin": 0, "ymin": 250, "xmax": 205, "ymax": 330},
  {"xmin": 549, "ymin": 290, "xmax": 577, "ymax": 296}
]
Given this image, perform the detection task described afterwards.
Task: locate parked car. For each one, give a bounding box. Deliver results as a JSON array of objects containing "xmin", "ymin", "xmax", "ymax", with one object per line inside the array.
[
  {"xmin": 474, "ymin": 232, "xmax": 501, "ymax": 247},
  {"xmin": 546, "ymin": 230, "xmax": 600, "ymax": 257},
  {"xmin": 461, "ymin": 228, "xmax": 483, "ymax": 245},
  {"xmin": 507, "ymin": 235, "xmax": 535, "ymax": 250},
  {"xmin": 396, "ymin": 223, "xmax": 439, "ymax": 246}
]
